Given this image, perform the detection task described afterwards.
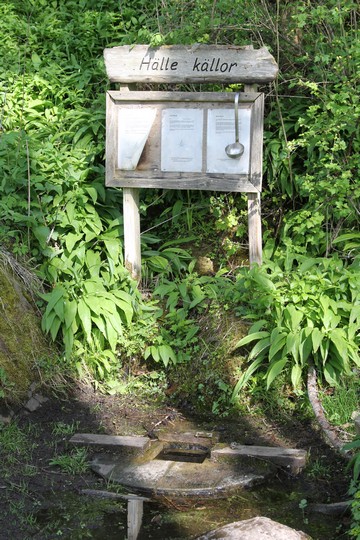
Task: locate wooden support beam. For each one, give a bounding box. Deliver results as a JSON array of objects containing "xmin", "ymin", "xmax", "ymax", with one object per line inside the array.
[
  {"xmin": 123, "ymin": 187, "xmax": 141, "ymax": 281},
  {"xmin": 244, "ymin": 83, "xmax": 262, "ymax": 266},
  {"xmin": 248, "ymin": 192, "xmax": 262, "ymax": 266}
]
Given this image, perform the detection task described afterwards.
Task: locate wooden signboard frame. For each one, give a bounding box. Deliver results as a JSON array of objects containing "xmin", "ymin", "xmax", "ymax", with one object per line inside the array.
[
  {"xmin": 106, "ymin": 91, "xmax": 264, "ymax": 193},
  {"xmin": 103, "ymin": 45, "xmax": 278, "ymax": 280}
]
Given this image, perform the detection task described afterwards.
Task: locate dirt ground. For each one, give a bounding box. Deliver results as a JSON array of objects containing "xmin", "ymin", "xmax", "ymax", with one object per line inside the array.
[{"xmin": 0, "ymin": 380, "xmax": 353, "ymax": 539}]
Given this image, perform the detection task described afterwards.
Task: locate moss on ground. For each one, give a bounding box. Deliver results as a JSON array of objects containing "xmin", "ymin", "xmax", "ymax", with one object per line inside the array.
[{"xmin": 0, "ymin": 259, "xmax": 54, "ymax": 403}]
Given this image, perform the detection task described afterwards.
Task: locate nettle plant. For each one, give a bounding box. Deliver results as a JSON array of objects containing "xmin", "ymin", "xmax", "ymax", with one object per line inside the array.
[{"xmin": 232, "ymin": 252, "xmax": 360, "ymax": 399}]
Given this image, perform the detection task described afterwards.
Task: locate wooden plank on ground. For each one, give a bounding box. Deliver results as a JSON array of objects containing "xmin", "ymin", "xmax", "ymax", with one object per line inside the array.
[
  {"xmin": 70, "ymin": 433, "xmax": 150, "ymax": 452},
  {"xmin": 211, "ymin": 445, "xmax": 307, "ymax": 474}
]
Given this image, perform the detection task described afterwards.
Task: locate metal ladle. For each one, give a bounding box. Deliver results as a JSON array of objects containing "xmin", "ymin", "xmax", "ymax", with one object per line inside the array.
[{"xmin": 225, "ymin": 93, "xmax": 244, "ymax": 159}]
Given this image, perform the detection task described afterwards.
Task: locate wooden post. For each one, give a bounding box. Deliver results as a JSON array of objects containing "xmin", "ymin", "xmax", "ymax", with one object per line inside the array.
[
  {"xmin": 247, "ymin": 192, "xmax": 262, "ymax": 266},
  {"xmin": 118, "ymin": 85, "xmax": 142, "ymax": 282},
  {"xmin": 123, "ymin": 187, "xmax": 141, "ymax": 281},
  {"xmin": 127, "ymin": 498, "xmax": 143, "ymax": 540},
  {"xmin": 244, "ymin": 83, "xmax": 262, "ymax": 266}
]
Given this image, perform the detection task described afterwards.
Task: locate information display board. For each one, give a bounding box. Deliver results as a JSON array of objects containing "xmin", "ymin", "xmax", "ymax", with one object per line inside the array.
[{"xmin": 106, "ymin": 91, "xmax": 264, "ymax": 193}]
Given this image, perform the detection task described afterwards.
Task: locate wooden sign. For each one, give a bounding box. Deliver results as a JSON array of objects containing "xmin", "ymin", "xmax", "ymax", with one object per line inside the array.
[
  {"xmin": 106, "ymin": 91, "xmax": 264, "ymax": 193},
  {"xmin": 104, "ymin": 45, "xmax": 278, "ymax": 84}
]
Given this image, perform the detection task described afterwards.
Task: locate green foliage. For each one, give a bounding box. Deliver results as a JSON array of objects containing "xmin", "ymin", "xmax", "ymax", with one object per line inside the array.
[
  {"xmin": 344, "ymin": 438, "xmax": 360, "ymax": 538},
  {"xmin": 1, "ymin": 0, "xmax": 360, "ymax": 399},
  {"xmin": 320, "ymin": 376, "xmax": 360, "ymax": 427},
  {"xmin": 232, "ymin": 252, "xmax": 360, "ymax": 398},
  {"xmin": 145, "ymin": 265, "xmax": 230, "ymax": 366},
  {"xmin": 49, "ymin": 447, "xmax": 88, "ymax": 475}
]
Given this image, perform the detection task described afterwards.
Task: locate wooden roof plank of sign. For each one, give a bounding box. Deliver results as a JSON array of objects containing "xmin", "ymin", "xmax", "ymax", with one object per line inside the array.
[{"xmin": 104, "ymin": 44, "xmax": 278, "ymax": 84}]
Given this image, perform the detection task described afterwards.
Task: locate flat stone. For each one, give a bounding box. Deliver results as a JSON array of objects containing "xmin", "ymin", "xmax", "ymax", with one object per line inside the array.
[
  {"xmin": 196, "ymin": 516, "xmax": 310, "ymax": 539},
  {"xmin": 70, "ymin": 433, "xmax": 150, "ymax": 453},
  {"xmin": 212, "ymin": 444, "xmax": 307, "ymax": 474},
  {"xmin": 24, "ymin": 396, "xmax": 42, "ymax": 412}
]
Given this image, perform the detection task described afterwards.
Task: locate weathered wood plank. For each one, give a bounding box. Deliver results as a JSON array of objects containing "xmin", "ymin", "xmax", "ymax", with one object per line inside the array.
[
  {"xmin": 211, "ymin": 445, "xmax": 307, "ymax": 474},
  {"xmin": 70, "ymin": 433, "xmax": 150, "ymax": 451},
  {"xmin": 104, "ymin": 45, "xmax": 278, "ymax": 84},
  {"xmin": 108, "ymin": 90, "xmax": 262, "ymax": 103},
  {"xmin": 127, "ymin": 499, "xmax": 143, "ymax": 540},
  {"xmin": 107, "ymin": 174, "xmax": 258, "ymax": 193},
  {"xmin": 158, "ymin": 431, "xmax": 219, "ymax": 446},
  {"xmin": 248, "ymin": 192, "xmax": 262, "ymax": 265}
]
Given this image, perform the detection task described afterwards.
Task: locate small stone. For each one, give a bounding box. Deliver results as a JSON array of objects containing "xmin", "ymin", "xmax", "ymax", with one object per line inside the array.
[
  {"xmin": 0, "ymin": 413, "xmax": 12, "ymax": 425},
  {"xmin": 33, "ymin": 393, "xmax": 48, "ymax": 404},
  {"xmin": 195, "ymin": 256, "xmax": 214, "ymax": 275},
  {"xmin": 24, "ymin": 396, "xmax": 43, "ymax": 412}
]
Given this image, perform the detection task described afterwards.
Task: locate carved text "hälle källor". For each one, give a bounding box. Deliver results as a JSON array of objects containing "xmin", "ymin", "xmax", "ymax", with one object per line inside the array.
[{"xmin": 139, "ymin": 56, "xmax": 238, "ymax": 74}]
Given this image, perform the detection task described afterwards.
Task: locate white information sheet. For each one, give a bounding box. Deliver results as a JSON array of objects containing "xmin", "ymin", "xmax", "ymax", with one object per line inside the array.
[
  {"xmin": 117, "ymin": 108, "xmax": 156, "ymax": 170},
  {"xmin": 161, "ymin": 109, "xmax": 203, "ymax": 172},
  {"xmin": 206, "ymin": 109, "xmax": 251, "ymax": 174}
]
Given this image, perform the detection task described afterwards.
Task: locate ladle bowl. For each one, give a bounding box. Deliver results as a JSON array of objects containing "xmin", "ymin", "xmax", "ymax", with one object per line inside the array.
[{"xmin": 225, "ymin": 92, "xmax": 244, "ymax": 159}]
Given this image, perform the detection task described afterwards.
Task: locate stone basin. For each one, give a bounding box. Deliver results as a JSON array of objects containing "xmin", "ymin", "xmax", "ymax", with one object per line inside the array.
[
  {"xmin": 90, "ymin": 451, "xmax": 273, "ymax": 497},
  {"xmin": 70, "ymin": 430, "xmax": 307, "ymax": 498}
]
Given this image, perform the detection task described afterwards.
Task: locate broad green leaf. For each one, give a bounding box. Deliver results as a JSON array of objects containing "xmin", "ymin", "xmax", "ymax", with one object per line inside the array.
[
  {"xmin": 64, "ymin": 327, "xmax": 74, "ymax": 359},
  {"xmin": 158, "ymin": 344, "xmax": 176, "ymax": 367},
  {"xmin": 321, "ymin": 307, "xmax": 340, "ymax": 331},
  {"xmin": 85, "ymin": 186, "xmax": 98, "ymax": 204},
  {"xmin": 253, "ymin": 272, "xmax": 276, "ymax": 291},
  {"xmin": 53, "ymin": 296, "xmax": 65, "ymax": 321},
  {"xmin": 319, "ymin": 337, "xmax": 330, "ymax": 363},
  {"xmin": 42, "ymin": 309, "xmax": 57, "ymax": 334},
  {"xmin": 77, "ymin": 298, "xmax": 92, "ymax": 341},
  {"xmin": 299, "ymin": 329, "xmax": 313, "ymax": 364},
  {"xmin": 50, "ymin": 316, "xmax": 62, "ymax": 342},
  {"xmin": 269, "ymin": 330, "xmax": 287, "ymax": 361},
  {"xmin": 65, "ymin": 232, "xmax": 82, "ymax": 252},
  {"xmin": 266, "ymin": 357, "xmax": 288, "ymax": 388},
  {"xmin": 105, "ymin": 319, "xmax": 118, "ymax": 351},
  {"xmin": 329, "ymin": 328, "xmax": 348, "ymax": 360},
  {"xmin": 291, "ymin": 364, "xmax": 303, "ymax": 389},
  {"xmin": 150, "ymin": 346, "xmax": 160, "ymax": 362},
  {"xmin": 178, "ymin": 282, "xmax": 188, "ymax": 300},
  {"xmin": 64, "ymin": 299, "xmax": 77, "ymax": 330},
  {"xmin": 284, "ymin": 305, "xmax": 303, "ymax": 332},
  {"xmin": 41, "ymin": 286, "xmax": 65, "ymax": 314},
  {"xmin": 106, "ymin": 310, "xmax": 124, "ymax": 335},
  {"xmin": 248, "ymin": 320, "xmax": 268, "ymax": 333},
  {"xmin": 311, "ymin": 327, "xmax": 323, "ymax": 354},
  {"xmin": 33, "ymin": 225, "xmax": 51, "ymax": 249},
  {"xmin": 323, "ymin": 362, "xmax": 340, "ymax": 386},
  {"xmin": 298, "ymin": 258, "xmax": 319, "ymax": 273},
  {"xmin": 83, "ymin": 295, "xmax": 102, "ymax": 316},
  {"xmin": 286, "ymin": 332, "xmax": 300, "ymax": 362},
  {"xmin": 231, "ymin": 356, "xmax": 266, "ymax": 400},
  {"xmin": 104, "ymin": 238, "xmax": 120, "ymax": 261},
  {"xmin": 234, "ymin": 331, "xmax": 270, "ymax": 349},
  {"xmin": 85, "ymin": 250, "xmax": 101, "ymax": 276},
  {"xmin": 249, "ymin": 337, "xmax": 271, "ymax": 360}
]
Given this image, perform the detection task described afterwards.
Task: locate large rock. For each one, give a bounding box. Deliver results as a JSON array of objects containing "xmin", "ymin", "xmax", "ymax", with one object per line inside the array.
[
  {"xmin": 0, "ymin": 252, "xmax": 54, "ymax": 403},
  {"xmin": 196, "ymin": 516, "xmax": 310, "ymax": 539}
]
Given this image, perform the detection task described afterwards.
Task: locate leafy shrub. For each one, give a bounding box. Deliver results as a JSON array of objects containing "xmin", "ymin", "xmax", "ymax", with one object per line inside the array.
[{"xmin": 232, "ymin": 251, "xmax": 360, "ymax": 398}]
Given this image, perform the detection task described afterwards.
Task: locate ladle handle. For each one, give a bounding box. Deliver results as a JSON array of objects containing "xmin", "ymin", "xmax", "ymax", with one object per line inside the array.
[{"xmin": 234, "ymin": 93, "xmax": 240, "ymax": 143}]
